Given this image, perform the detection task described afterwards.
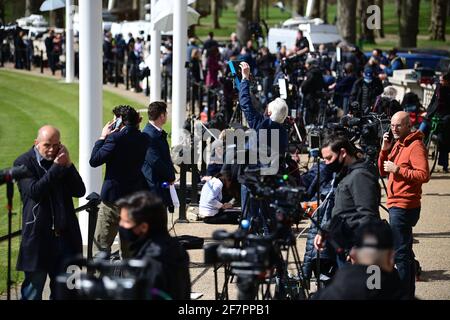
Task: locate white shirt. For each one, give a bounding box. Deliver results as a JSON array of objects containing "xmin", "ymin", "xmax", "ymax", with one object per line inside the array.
[
  {"xmin": 149, "ymin": 121, "xmax": 162, "ymax": 132},
  {"xmin": 199, "ymin": 177, "xmax": 223, "ymax": 218}
]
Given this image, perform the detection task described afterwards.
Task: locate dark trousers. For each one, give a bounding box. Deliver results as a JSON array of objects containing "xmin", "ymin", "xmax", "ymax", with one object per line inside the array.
[
  {"xmin": 389, "ymin": 206, "xmax": 420, "ymax": 299},
  {"xmin": 21, "ymin": 235, "xmax": 74, "ymax": 300}
]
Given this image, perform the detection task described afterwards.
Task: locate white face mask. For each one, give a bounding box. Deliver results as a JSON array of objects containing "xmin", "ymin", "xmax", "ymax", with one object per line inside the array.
[{"xmin": 364, "ymin": 78, "xmax": 373, "ymax": 84}]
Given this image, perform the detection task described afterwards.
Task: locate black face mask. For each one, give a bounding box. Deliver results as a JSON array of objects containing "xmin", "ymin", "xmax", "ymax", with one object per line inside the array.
[
  {"xmin": 118, "ymin": 226, "xmax": 140, "ymax": 244},
  {"xmin": 326, "ymin": 155, "xmax": 344, "ymax": 173}
]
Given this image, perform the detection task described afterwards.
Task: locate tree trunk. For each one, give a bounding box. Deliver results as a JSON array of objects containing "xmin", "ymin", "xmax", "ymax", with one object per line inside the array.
[
  {"xmin": 139, "ymin": 0, "xmax": 146, "ymax": 20},
  {"xmin": 252, "ymin": 0, "xmax": 260, "ymax": 22},
  {"xmin": 397, "ymin": 0, "xmax": 420, "ymax": 48},
  {"xmin": 292, "ymin": 0, "xmax": 305, "ymax": 17},
  {"xmin": 359, "ymin": 0, "xmax": 375, "ymax": 44},
  {"xmin": 236, "ymin": 0, "xmax": 252, "ymax": 44},
  {"xmin": 25, "ymin": 0, "xmax": 31, "ymax": 16},
  {"xmin": 0, "ymin": 0, "xmax": 4, "ymax": 24},
  {"xmin": 337, "ymin": 0, "xmax": 357, "ymax": 44},
  {"xmin": 375, "ymin": 0, "xmax": 384, "ymax": 38},
  {"xmin": 320, "ymin": 0, "xmax": 328, "ymax": 23},
  {"xmin": 211, "ymin": 0, "xmax": 221, "ymax": 29},
  {"xmin": 312, "ymin": 0, "xmax": 321, "ymax": 18},
  {"xmin": 430, "ymin": 0, "xmax": 447, "ymax": 41}
]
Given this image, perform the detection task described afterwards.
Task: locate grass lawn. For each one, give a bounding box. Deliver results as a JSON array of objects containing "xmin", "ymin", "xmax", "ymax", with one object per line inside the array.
[
  {"xmin": 196, "ymin": 0, "xmax": 450, "ymax": 51},
  {"xmin": 0, "ymin": 68, "xmax": 167, "ymax": 295}
]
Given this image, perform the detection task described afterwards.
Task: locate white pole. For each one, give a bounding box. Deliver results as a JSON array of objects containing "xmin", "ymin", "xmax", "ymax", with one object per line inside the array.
[
  {"xmin": 150, "ymin": 0, "xmax": 161, "ymax": 102},
  {"xmin": 65, "ymin": 0, "xmax": 74, "ymax": 83},
  {"xmin": 172, "ymin": 0, "xmax": 187, "ymax": 146},
  {"xmin": 305, "ymin": 0, "xmax": 315, "ymax": 18},
  {"xmin": 107, "ymin": 0, "xmax": 115, "ymax": 11},
  {"xmin": 78, "ymin": 0, "xmax": 103, "ymax": 245}
]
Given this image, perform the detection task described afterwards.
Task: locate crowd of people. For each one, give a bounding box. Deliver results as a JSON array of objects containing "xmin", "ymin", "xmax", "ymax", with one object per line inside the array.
[{"xmin": 8, "ymin": 27, "xmax": 450, "ymax": 301}]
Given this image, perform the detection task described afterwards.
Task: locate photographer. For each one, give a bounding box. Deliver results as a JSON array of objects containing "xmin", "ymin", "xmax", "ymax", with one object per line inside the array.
[
  {"xmin": 294, "ymin": 30, "xmax": 309, "ymax": 59},
  {"xmin": 117, "ymin": 191, "xmax": 191, "ymax": 300},
  {"xmin": 238, "ymin": 61, "xmax": 289, "ymax": 230},
  {"xmin": 350, "ymin": 67, "xmax": 383, "ymax": 116},
  {"xmin": 313, "ymin": 220, "xmax": 405, "ymax": 300},
  {"xmin": 314, "ymin": 134, "xmax": 381, "ymax": 267},
  {"xmin": 301, "ymin": 57, "xmax": 326, "ymax": 125},
  {"xmin": 90, "ymin": 105, "xmax": 149, "ymax": 258},
  {"xmin": 14, "ymin": 126, "xmax": 86, "ymax": 300},
  {"xmin": 379, "ymin": 111, "xmax": 430, "ymax": 298}
]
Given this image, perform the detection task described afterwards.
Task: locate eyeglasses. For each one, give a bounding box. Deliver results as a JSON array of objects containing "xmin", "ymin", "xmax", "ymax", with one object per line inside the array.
[{"xmin": 390, "ymin": 124, "xmax": 403, "ymax": 129}]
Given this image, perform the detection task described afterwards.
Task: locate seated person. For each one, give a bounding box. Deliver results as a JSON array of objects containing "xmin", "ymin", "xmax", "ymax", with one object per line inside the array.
[
  {"xmin": 199, "ymin": 170, "xmax": 235, "ymax": 220},
  {"xmin": 117, "ymin": 191, "xmax": 191, "ymax": 300}
]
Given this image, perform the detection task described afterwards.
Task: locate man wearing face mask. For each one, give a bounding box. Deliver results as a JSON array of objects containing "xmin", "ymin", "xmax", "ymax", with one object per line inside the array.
[
  {"xmin": 117, "ymin": 191, "xmax": 191, "ymax": 300},
  {"xmin": 350, "ymin": 67, "xmax": 383, "ymax": 116},
  {"xmin": 314, "ymin": 134, "xmax": 381, "ymax": 267}
]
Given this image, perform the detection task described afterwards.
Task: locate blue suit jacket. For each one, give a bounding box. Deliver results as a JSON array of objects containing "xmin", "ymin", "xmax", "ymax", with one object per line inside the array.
[
  {"xmin": 142, "ymin": 123, "xmax": 176, "ymax": 207},
  {"xmin": 89, "ymin": 125, "xmax": 149, "ymax": 203}
]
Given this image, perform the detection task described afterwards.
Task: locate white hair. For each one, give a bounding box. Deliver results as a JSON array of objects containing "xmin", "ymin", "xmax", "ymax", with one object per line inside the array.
[
  {"xmin": 381, "ymin": 86, "xmax": 398, "ymax": 100},
  {"xmin": 268, "ymin": 98, "xmax": 288, "ymax": 124}
]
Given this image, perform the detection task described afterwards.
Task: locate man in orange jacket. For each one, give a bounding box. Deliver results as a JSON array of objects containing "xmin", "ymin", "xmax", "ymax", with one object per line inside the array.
[{"xmin": 378, "ymin": 111, "xmax": 430, "ymax": 299}]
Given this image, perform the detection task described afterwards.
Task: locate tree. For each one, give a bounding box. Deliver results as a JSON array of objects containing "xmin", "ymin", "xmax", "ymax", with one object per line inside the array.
[
  {"xmin": 236, "ymin": 0, "xmax": 252, "ymax": 44},
  {"xmin": 359, "ymin": 0, "xmax": 375, "ymax": 44},
  {"xmin": 320, "ymin": 0, "xmax": 328, "ymax": 23},
  {"xmin": 252, "ymin": 0, "xmax": 260, "ymax": 22},
  {"xmin": 396, "ymin": 0, "xmax": 420, "ymax": 48},
  {"xmin": 337, "ymin": 0, "xmax": 357, "ymax": 44},
  {"xmin": 430, "ymin": 0, "xmax": 447, "ymax": 41},
  {"xmin": 292, "ymin": 0, "xmax": 305, "ymax": 17},
  {"xmin": 375, "ymin": 0, "xmax": 385, "ymax": 38},
  {"xmin": 311, "ymin": 0, "xmax": 321, "ymax": 18},
  {"xmin": 211, "ymin": 0, "xmax": 220, "ymax": 29}
]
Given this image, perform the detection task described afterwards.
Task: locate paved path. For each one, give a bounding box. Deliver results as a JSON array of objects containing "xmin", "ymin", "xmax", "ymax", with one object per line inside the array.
[{"xmin": 1, "ymin": 64, "xmax": 449, "ymax": 300}]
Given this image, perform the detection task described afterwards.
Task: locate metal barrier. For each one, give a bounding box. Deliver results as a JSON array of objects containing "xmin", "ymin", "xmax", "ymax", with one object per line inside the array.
[{"xmin": 1, "ymin": 192, "xmax": 101, "ymax": 300}]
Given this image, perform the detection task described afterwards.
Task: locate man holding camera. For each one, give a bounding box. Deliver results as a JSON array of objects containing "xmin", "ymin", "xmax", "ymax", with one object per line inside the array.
[
  {"xmin": 239, "ymin": 62, "xmax": 289, "ymax": 231},
  {"xmin": 90, "ymin": 105, "xmax": 149, "ymax": 258},
  {"xmin": 378, "ymin": 111, "xmax": 429, "ymax": 299},
  {"xmin": 117, "ymin": 191, "xmax": 191, "ymax": 299},
  {"xmin": 14, "ymin": 125, "xmax": 86, "ymax": 300},
  {"xmin": 314, "ymin": 135, "xmax": 381, "ymax": 266}
]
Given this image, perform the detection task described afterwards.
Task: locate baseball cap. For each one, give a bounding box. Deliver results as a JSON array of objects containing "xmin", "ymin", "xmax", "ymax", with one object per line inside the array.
[
  {"xmin": 353, "ymin": 219, "xmax": 394, "ymax": 250},
  {"xmin": 363, "ymin": 67, "xmax": 374, "ymax": 80}
]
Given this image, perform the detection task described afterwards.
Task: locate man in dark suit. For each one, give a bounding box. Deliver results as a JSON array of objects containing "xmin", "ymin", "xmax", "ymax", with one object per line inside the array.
[
  {"xmin": 90, "ymin": 105, "xmax": 149, "ymax": 257},
  {"xmin": 14, "ymin": 125, "xmax": 86, "ymax": 300},
  {"xmin": 142, "ymin": 101, "xmax": 176, "ymax": 212}
]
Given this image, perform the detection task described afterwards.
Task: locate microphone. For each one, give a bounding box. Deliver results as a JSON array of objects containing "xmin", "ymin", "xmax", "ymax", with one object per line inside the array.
[{"xmin": 0, "ymin": 165, "xmax": 32, "ymax": 186}]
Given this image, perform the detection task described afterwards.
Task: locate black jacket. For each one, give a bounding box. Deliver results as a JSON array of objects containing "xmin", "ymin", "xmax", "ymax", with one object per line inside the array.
[
  {"xmin": 350, "ymin": 78, "xmax": 384, "ymax": 115},
  {"xmin": 328, "ymin": 159, "xmax": 380, "ymax": 234},
  {"xmin": 14, "ymin": 148, "xmax": 86, "ymax": 272},
  {"xmin": 312, "ymin": 264, "xmax": 407, "ymax": 300},
  {"xmin": 141, "ymin": 123, "xmax": 176, "ymax": 208},
  {"xmin": 301, "ymin": 66, "xmax": 326, "ymax": 97},
  {"xmin": 89, "ymin": 126, "xmax": 149, "ymax": 203},
  {"xmin": 133, "ymin": 232, "xmax": 191, "ymax": 300}
]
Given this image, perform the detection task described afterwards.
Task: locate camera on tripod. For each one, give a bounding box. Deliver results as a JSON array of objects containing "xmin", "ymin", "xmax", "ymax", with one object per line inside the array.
[
  {"xmin": 204, "ymin": 229, "xmax": 273, "ymax": 274},
  {"xmin": 55, "ymin": 254, "xmax": 161, "ymax": 300}
]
